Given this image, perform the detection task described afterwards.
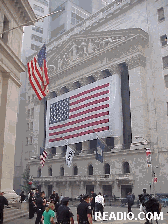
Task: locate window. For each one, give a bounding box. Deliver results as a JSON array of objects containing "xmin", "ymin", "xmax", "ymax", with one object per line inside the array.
[
  {"xmin": 2, "ymin": 15, "xmax": 9, "ymax": 43},
  {"xmin": 27, "ymin": 109, "xmax": 30, "ymax": 118},
  {"xmin": 90, "ymin": 139, "xmax": 97, "ymax": 154},
  {"xmin": 104, "ymin": 163, "xmax": 110, "ymax": 174},
  {"xmin": 26, "ymin": 137, "xmax": 29, "ymax": 145},
  {"xmin": 30, "ymin": 136, "xmax": 33, "ymax": 144},
  {"xmin": 31, "ymin": 44, "xmax": 39, "ymax": 51},
  {"xmin": 34, "ymin": 0, "xmax": 48, "ymax": 6},
  {"xmin": 74, "ymin": 166, "xmax": 78, "ymax": 175},
  {"xmin": 60, "ymin": 167, "xmax": 64, "ymax": 176},
  {"xmin": 32, "ymin": 26, "xmax": 43, "ymax": 34},
  {"xmin": 88, "ymin": 164, "xmax": 93, "ymax": 175},
  {"xmin": 51, "ymin": 147, "xmax": 56, "ymax": 154},
  {"xmin": 27, "ymin": 123, "xmax": 29, "ymax": 131},
  {"xmin": 160, "ymin": 35, "xmax": 167, "ymax": 46},
  {"xmin": 123, "ymin": 162, "xmax": 130, "ymax": 174},
  {"xmin": 33, "ymin": 4, "xmax": 44, "ymax": 13},
  {"xmin": 48, "ymin": 167, "xmax": 52, "ymax": 176},
  {"xmin": 38, "ymin": 168, "xmax": 41, "ymax": 177},
  {"xmin": 30, "ymin": 122, "xmax": 33, "ymax": 130},
  {"xmin": 163, "ymin": 56, "xmax": 168, "ymax": 69},
  {"xmin": 31, "ymin": 108, "xmax": 34, "ymax": 119},
  {"xmin": 158, "ymin": 7, "xmax": 165, "ymax": 22},
  {"xmin": 31, "ymin": 34, "xmax": 42, "ymax": 43}
]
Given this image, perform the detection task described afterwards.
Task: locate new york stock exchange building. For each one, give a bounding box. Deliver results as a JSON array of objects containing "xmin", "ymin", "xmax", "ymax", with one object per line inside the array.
[{"xmin": 28, "ymin": 0, "xmax": 168, "ymax": 199}]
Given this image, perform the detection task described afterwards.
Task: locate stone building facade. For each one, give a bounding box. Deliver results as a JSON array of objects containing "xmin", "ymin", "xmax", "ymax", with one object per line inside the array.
[
  {"xmin": 0, "ymin": 0, "xmax": 36, "ymax": 201},
  {"xmin": 27, "ymin": 0, "xmax": 168, "ymax": 199}
]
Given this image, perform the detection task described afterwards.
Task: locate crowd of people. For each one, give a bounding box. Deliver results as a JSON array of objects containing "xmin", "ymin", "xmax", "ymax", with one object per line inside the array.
[{"xmin": 25, "ymin": 189, "xmax": 109, "ymax": 224}]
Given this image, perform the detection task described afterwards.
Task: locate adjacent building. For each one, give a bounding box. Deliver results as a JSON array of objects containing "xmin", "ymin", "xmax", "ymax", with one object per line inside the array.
[
  {"xmin": 0, "ymin": 0, "xmax": 36, "ymax": 201},
  {"xmin": 14, "ymin": 0, "xmax": 49, "ymax": 195},
  {"xmin": 17, "ymin": 0, "xmax": 168, "ymax": 199}
]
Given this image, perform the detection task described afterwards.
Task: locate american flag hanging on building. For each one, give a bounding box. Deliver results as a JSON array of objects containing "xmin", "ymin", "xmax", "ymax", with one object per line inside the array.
[
  {"xmin": 27, "ymin": 44, "xmax": 49, "ymax": 100},
  {"xmin": 40, "ymin": 147, "xmax": 48, "ymax": 167},
  {"xmin": 46, "ymin": 76, "xmax": 122, "ymax": 148}
]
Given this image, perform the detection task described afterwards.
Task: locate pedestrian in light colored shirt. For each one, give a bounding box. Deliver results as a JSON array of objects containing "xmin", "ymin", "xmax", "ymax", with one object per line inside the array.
[{"xmin": 95, "ymin": 192, "xmax": 104, "ymax": 217}]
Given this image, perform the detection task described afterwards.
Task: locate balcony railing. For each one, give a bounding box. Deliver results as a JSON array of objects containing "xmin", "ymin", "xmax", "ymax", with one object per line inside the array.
[{"xmin": 33, "ymin": 173, "xmax": 133, "ymax": 182}]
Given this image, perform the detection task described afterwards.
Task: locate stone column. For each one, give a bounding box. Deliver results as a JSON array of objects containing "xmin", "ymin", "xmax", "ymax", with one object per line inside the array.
[
  {"xmin": 79, "ymin": 181, "xmax": 85, "ymax": 195},
  {"xmin": 109, "ymin": 68, "xmax": 123, "ymax": 150},
  {"xmin": 81, "ymin": 140, "xmax": 90, "ymax": 155},
  {"xmin": 54, "ymin": 146, "xmax": 62, "ymax": 158},
  {"xmin": 65, "ymin": 181, "xmax": 71, "ymax": 197},
  {"xmin": 0, "ymin": 73, "xmax": 20, "ymax": 201},
  {"xmin": 128, "ymin": 64, "xmax": 148, "ymax": 146}
]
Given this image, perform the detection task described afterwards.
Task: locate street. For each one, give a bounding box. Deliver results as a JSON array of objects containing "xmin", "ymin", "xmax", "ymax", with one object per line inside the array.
[{"xmin": 5, "ymin": 206, "xmax": 168, "ymax": 224}]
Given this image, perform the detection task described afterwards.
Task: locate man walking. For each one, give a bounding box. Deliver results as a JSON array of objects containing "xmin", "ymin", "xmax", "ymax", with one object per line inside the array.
[
  {"xmin": 126, "ymin": 192, "xmax": 134, "ymax": 215},
  {"xmin": 95, "ymin": 192, "xmax": 105, "ymax": 218},
  {"xmin": 77, "ymin": 194, "xmax": 92, "ymax": 224},
  {"xmin": 0, "ymin": 192, "xmax": 8, "ymax": 223},
  {"xmin": 35, "ymin": 191, "xmax": 46, "ymax": 224}
]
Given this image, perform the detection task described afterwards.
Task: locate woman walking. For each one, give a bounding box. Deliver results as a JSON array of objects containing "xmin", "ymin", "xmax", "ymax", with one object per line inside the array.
[
  {"xmin": 41, "ymin": 203, "xmax": 55, "ymax": 224},
  {"xmin": 29, "ymin": 192, "xmax": 35, "ymax": 219}
]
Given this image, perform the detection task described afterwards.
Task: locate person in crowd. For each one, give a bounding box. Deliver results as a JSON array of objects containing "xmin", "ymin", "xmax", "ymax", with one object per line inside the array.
[
  {"xmin": 60, "ymin": 193, "xmax": 64, "ymax": 202},
  {"xmin": 90, "ymin": 191, "xmax": 96, "ymax": 221},
  {"xmin": 126, "ymin": 192, "xmax": 134, "ymax": 215},
  {"xmin": 80, "ymin": 194, "xmax": 84, "ymax": 203},
  {"xmin": 35, "ymin": 191, "xmax": 46, "ymax": 224},
  {"xmin": 95, "ymin": 192, "xmax": 105, "ymax": 218},
  {"xmin": 50, "ymin": 190, "xmax": 56, "ymax": 204},
  {"xmin": 57, "ymin": 197, "xmax": 74, "ymax": 224},
  {"xmin": 20, "ymin": 191, "xmax": 26, "ymax": 203},
  {"xmin": 29, "ymin": 192, "xmax": 36, "ymax": 219},
  {"xmin": 77, "ymin": 194, "xmax": 92, "ymax": 224},
  {"xmin": 0, "ymin": 192, "xmax": 8, "ymax": 224},
  {"xmin": 35, "ymin": 189, "xmax": 40, "ymax": 201},
  {"xmin": 55, "ymin": 193, "xmax": 60, "ymax": 213},
  {"xmin": 41, "ymin": 203, "xmax": 55, "ymax": 224}
]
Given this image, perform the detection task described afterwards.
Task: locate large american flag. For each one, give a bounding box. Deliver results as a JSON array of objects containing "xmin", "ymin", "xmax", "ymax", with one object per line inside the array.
[
  {"xmin": 40, "ymin": 147, "xmax": 48, "ymax": 167},
  {"xmin": 27, "ymin": 44, "xmax": 49, "ymax": 100},
  {"xmin": 46, "ymin": 76, "xmax": 122, "ymax": 148}
]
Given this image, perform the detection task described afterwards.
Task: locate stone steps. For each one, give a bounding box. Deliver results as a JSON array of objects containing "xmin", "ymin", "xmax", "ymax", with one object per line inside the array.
[{"xmin": 3, "ymin": 206, "xmax": 28, "ymax": 223}]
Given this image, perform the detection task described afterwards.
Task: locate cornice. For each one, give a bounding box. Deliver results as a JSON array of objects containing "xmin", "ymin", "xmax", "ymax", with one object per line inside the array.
[{"xmin": 0, "ymin": 39, "xmax": 26, "ymax": 73}]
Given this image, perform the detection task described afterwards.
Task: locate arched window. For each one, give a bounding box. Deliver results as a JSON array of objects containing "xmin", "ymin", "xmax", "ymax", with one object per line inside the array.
[
  {"xmin": 86, "ymin": 76, "xmax": 96, "ymax": 84},
  {"xmin": 74, "ymin": 166, "xmax": 78, "ymax": 175},
  {"xmin": 60, "ymin": 167, "xmax": 64, "ymax": 176},
  {"xmin": 62, "ymin": 145, "xmax": 67, "ymax": 157},
  {"xmin": 88, "ymin": 164, "xmax": 93, "ymax": 175},
  {"xmin": 73, "ymin": 81, "xmax": 81, "ymax": 89},
  {"xmin": 60, "ymin": 86, "xmax": 69, "ymax": 94},
  {"xmin": 38, "ymin": 168, "xmax": 41, "ymax": 177},
  {"xmin": 104, "ymin": 163, "xmax": 110, "ymax": 174},
  {"xmin": 123, "ymin": 162, "xmax": 130, "ymax": 174},
  {"xmin": 48, "ymin": 167, "xmax": 52, "ymax": 176}
]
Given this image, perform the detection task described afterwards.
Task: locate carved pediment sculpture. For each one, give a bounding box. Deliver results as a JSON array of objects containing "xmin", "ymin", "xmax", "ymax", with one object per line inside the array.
[{"xmin": 47, "ymin": 28, "xmax": 148, "ymax": 74}]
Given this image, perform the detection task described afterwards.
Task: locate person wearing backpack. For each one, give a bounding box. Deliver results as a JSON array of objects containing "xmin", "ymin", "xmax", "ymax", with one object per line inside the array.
[{"xmin": 126, "ymin": 192, "xmax": 134, "ymax": 215}]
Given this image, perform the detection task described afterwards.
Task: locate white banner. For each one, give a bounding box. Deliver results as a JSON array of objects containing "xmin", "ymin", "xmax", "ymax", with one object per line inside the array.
[{"xmin": 66, "ymin": 146, "xmax": 75, "ymax": 167}]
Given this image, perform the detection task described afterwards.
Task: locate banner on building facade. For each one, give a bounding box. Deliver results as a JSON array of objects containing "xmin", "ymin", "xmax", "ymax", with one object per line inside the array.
[
  {"xmin": 45, "ymin": 76, "xmax": 122, "ymax": 148},
  {"xmin": 66, "ymin": 146, "xmax": 75, "ymax": 167},
  {"xmin": 96, "ymin": 139, "xmax": 105, "ymax": 163}
]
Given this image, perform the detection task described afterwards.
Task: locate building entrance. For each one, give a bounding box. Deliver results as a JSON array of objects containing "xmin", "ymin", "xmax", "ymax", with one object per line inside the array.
[
  {"xmin": 121, "ymin": 185, "xmax": 132, "ymax": 198},
  {"xmin": 86, "ymin": 185, "xmax": 94, "ymax": 196}
]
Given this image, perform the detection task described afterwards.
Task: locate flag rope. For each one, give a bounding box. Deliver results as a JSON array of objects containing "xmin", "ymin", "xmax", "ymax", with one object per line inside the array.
[{"xmin": 0, "ymin": 8, "xmax": 63, "ymax": 36}]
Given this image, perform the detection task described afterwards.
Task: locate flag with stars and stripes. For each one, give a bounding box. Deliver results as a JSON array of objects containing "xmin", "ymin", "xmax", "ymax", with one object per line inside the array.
[
  {"xmin": 46, "ymin": 76, "xmax": 122, "ymax": 148},
  {"xmin": 40, "ymin": 147, "xmax": 48, "ymax": 167},
  {"xmin": 27, "ymin": 44, "xmax": 49, "ymax": 100}
]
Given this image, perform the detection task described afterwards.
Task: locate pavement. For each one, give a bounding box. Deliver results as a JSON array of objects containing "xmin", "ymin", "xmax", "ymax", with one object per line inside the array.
[{"xmin": 6, "ymin": 206, "xmax": 168, "ymax": 224}]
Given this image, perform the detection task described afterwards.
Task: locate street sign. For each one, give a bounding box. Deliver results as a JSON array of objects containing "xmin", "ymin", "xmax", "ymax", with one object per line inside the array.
[{"xmin": 154, "ymin": 177, "xmax": 157, "ymax": 183}]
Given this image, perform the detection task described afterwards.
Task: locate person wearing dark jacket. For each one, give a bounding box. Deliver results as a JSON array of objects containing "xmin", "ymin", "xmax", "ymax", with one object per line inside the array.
[
  {"xmin": 0, "ymin": 192, "xmax": 8, "ymax": 223},
  {"xmin": 20, "ymin": 191, "xmax": 25, "ymax": 203},
  {"xmin": 29, "ymin": 192, "xmax": 36, "ymax": 219},
  {"xmin": 35, "ymin": 191, "xmax": 46, "ymax": 224},
  {"xmin": 57, "ymin": 197, "xmax": 74, "ymax": 224},
  {"xmin": 90, "ymin": 191, "xmax": 96, "ymax": 221},
  {"xmin": 126, "ymin": 192, "xmax": 134, "ymax": 215}
]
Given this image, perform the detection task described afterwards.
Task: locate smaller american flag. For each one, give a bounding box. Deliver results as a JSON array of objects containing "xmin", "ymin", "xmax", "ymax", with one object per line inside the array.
[
  {"xmin": 40, "ymin": 147, "xmax": 48, "ymax": 167},
  {"xmin": 27, "ymin": 44, "xmax": 49, "ymax": 100}
]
